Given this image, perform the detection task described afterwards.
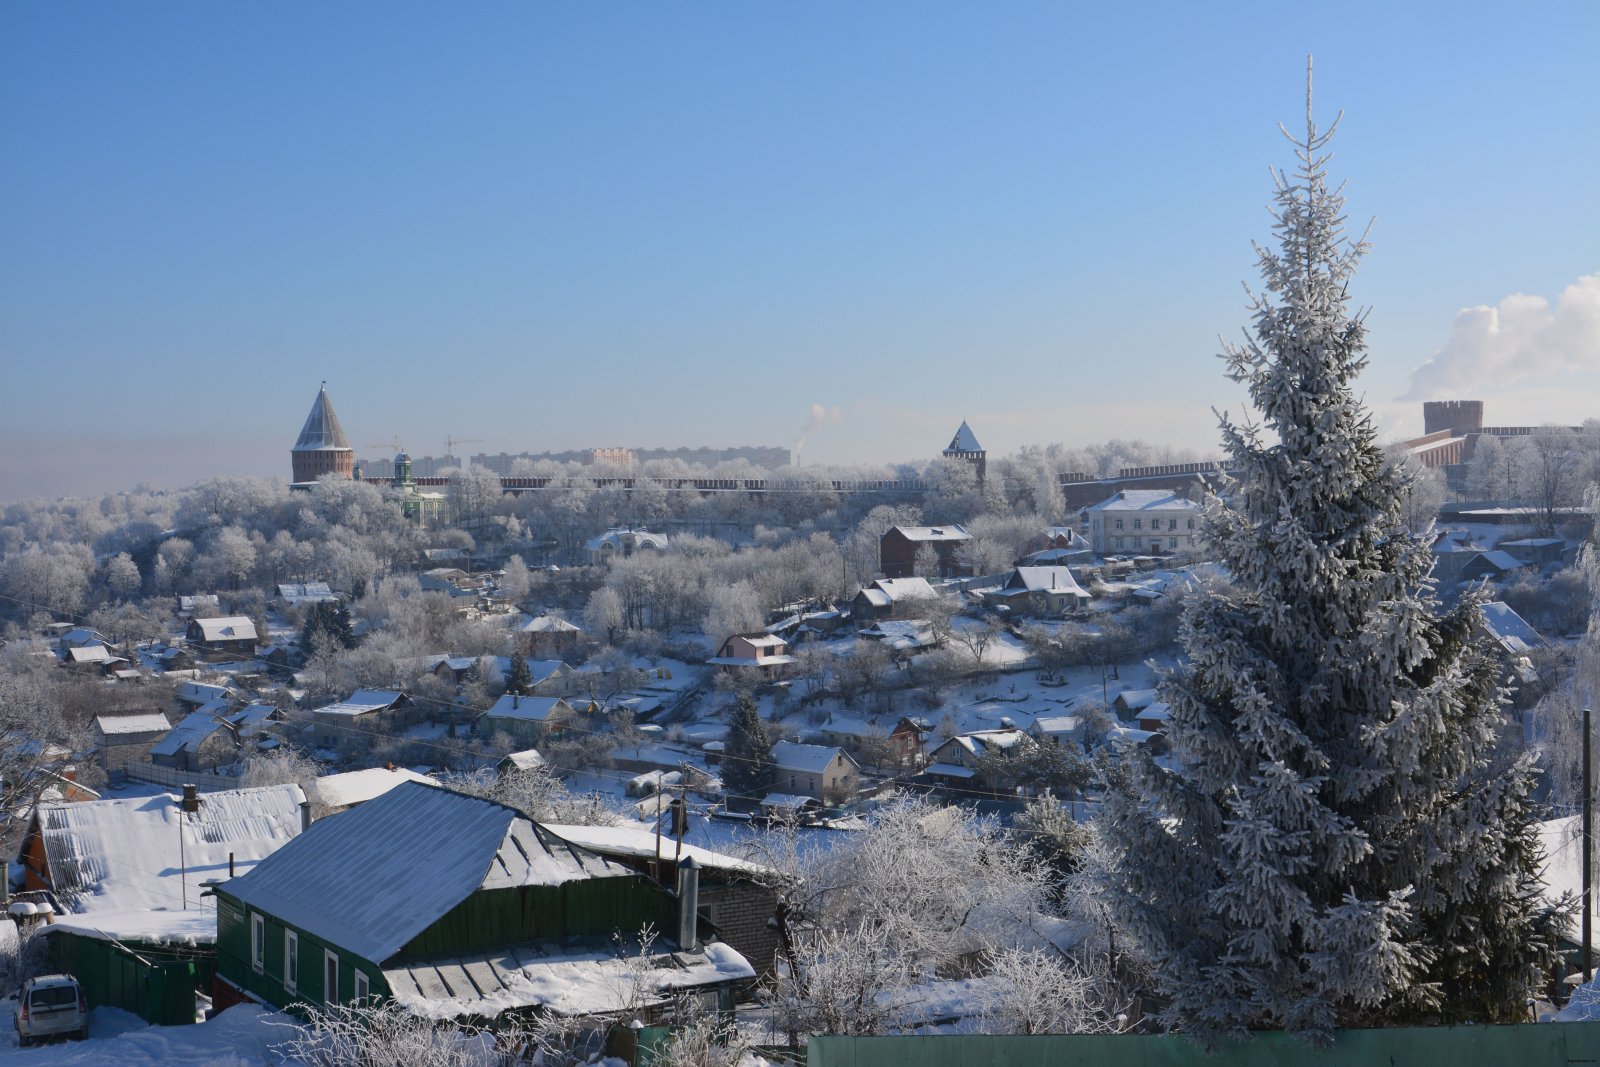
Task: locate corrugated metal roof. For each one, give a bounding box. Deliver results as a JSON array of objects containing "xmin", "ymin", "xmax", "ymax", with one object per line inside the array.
[
  {"xmin": 291, "ymin": 385, "xmax": 352, "ymax": 452},
  {"xmin": 382, "ymin": 937, "xmax": 753, "ymax": 1019},
  {"xmin": 37, "ymin": 784, "xmax": 304, "ymax": 914},
  {"xmin": 222, "ymin": 782, "xmax": 626, "ymax": 964}
]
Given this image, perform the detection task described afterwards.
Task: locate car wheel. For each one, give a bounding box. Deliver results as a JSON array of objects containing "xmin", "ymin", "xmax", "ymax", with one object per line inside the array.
[
  {"xmin": 17, "ymin": 1034, "xmax": 30, "ymax": 1048},
  {"xmin": 76, "ymin": 1027, "xmax": 89, "ymax": 1040}
]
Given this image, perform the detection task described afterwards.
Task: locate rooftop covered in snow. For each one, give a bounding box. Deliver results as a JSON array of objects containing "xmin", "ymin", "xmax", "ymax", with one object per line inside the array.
[
  {"xmin": 23, "ymin": 784, "xmax": 305, "ymax": 914},
  {"xmin": 221, "ymin": 781, "xmax": 629, "ymax": 964}
]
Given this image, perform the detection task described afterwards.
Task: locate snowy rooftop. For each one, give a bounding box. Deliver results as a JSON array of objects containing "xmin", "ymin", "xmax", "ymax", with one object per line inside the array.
[
  {"xmin": 1031, "ymin": 715, "xmax": 1083, "ymax": 735},
  {"xmin": 545, "ymin": 823, "xmax": 775, "ymax": 877},
  {"xmin": 47, "ymin": 907, "xmax": 219, "ymax": 946},
  {"xmin": 383, "ymin": 937, "xmax": 753, "ymax": 1020},
  {"xmin": 945, "ymin": 420, "xmax": 983, "ymax": 453},
  {"xmin": 1008, "ymin": 566, "xmax": 1089, "ymax": 595},
  {"xmin": 761, "ymin": 792, "xmax": 819, "ymax": 809},
  {"xmin": 178, "ymin": 680, "xmax": 233, "ymax": 704},
  {"xmin": 519, "ymin": 614, "xmax": 582, "ymax": 634},
  {"xmin": 858, "ymin": 619, "xmax": 938, "ymax": 650},
  {"xmin": 189, "ymin": 616, "xmax": 258, "ymax": 642},
  {"xmin": 94, "ymin": 712, "xmax": 172, "ymax": 736},
  {"xmin": 311, "ymin": 767, "xmax": 438, "ymax": 811},
  {"xmin": 1086, "ymin": 490, "xmax": 1200, "ymax": 513},
  {"xmin": 949, "ymin": 730, "xmax": 1028, "ymax": 757},
  {"xmin": 1481, "ymin": 601, "xmax": 1542, "ymax": 649},
  {"xmin": 482, "ymin": 695, "xmax": 569, "ymax": 722},
  {"xmin": 222, "ymin": 782, "xmax": 628, "ymax": 964},
  {"xmin": 501, "ymin": 749, "xmax": 546, "ymax": 771},
  {"xmin": 292, "ymin": 385, "xmax": 352, "ymax": 452},
  {"xmin": 865, "ymin": 576, "xmax": 938, "ymax": 602},
  {"xmin": 149, "ymin": 706, "xmax": 230, "ymax": 758},
  {"xmin": 585, "ymin": 528, "xmax": 669, "ymax": 551},
  {"xmin": 888, "ymin": 525, "xmax": 972, "ymax": 543},
  {"xmin": 313, "ymin": 689, "xmax": 403, "ymax": 717},
  {"xmin": 771, "ymin": 740, "xmax": 848, "ymax": 775},
  {"xmin": 30, "ymin": 784, "xmax": 305, "ymax": 914}
]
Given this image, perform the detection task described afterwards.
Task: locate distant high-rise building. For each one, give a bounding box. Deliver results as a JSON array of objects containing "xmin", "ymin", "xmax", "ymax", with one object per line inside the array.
[{"xmin": 290, "ymin": 383, "xmax": 354, "ymax": 484}]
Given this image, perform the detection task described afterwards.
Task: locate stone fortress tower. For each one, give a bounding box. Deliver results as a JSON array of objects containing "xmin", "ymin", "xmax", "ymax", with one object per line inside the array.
[
  {"xmin": 943, "ymin": 420, "xmax": 987, "ymax": 486},
  {"xmin": 290, "ymin": 383, "xmax": 355, "ymax": 484}
]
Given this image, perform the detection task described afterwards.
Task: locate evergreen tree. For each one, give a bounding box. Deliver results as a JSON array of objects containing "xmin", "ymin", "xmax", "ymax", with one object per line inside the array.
[
  {"xmin": 301, "ymin": 599, "xmax": 355, "ymax": 651},
  {"xmin": 721, "ymin": 693, "xmax": 775, "ymax": 803},
  {"xmin": 1097, "ymin": 67, "xmax": 1561, "ymax": 1043},
  {"xmin": 505, "ymin": 652, "xmax": 534, "ymax": 697}
]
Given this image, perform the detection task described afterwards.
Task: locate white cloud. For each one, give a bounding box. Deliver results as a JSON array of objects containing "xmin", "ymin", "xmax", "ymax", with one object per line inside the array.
[{"xmin": 1402, "ymin": 273, "xmax": 1600, "ymax": 400}]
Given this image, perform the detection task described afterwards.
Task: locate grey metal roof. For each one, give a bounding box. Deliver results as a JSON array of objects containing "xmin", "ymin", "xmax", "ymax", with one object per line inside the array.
[
  {"xmin": 945, "ymin": 420, "xmax": 983, "ymax": 453},
  {"xmin": 221, "ymin": 782, "xmax": 627, "ymax": 964},
  {"xmin": 291, "ymin": 385, "xmax": 353, "ymax": 453}
]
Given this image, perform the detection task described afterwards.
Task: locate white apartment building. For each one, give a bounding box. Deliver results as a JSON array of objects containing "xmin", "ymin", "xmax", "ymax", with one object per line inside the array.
[{"xmin": 1084, "ymin": 490, "xmax": 1203, "ymax": 556}]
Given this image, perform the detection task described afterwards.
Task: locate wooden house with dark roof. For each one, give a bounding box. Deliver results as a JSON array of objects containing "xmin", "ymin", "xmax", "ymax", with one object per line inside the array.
[{"xmin": 212, "ymin": 782, "xmax": 753, "ymax": 1020}]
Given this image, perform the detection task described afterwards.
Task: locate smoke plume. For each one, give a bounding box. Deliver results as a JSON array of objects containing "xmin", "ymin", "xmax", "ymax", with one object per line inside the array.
[
  {"xmin": 794, "ymin": 403, "xmax": 844, "ymax": 464},
  {"xmin": 1402, "ymin": 272, "xmax": 1600, "ymax": 400}
]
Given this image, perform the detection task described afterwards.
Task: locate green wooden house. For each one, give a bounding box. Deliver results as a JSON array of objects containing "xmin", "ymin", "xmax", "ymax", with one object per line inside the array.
[{"xmin": 212, "ymin": 781, "xmax": 753, "ymax": 1021}]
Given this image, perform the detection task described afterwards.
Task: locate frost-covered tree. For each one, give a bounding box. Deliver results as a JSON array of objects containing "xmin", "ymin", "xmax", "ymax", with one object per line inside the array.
[
  {"xmin": 720, "ymin": 693, "xmax": 774, "ymax": 803},
  {"xmin": 503, "ymin": 651, "xmax": 533, "ymax": 696},
  {"xmin": 1097, "ymin": 69, "xmax": 1561, "ymax": 1042}
]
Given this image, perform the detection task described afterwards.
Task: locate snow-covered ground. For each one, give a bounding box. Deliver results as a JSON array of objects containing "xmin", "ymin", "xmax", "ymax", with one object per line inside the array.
[{"xmin": 0, "ymin": 1003, "xmax": 290, "ymax": 1066}]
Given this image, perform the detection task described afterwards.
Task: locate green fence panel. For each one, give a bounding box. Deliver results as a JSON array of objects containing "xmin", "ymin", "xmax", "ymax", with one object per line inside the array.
[
  {"xmin": 807, "ymin": 1023, "xmax": 1600, "ymax": 1067},
  {"xmin": 49, "ymin": 931, "xmax": 206, "ymax": 1027}
]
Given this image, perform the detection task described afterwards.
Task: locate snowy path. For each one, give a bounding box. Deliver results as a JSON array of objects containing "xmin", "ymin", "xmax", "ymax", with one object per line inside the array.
[{"xmin": 0, "ymin": 1003, "xmax": 290, "ymax": 1066}]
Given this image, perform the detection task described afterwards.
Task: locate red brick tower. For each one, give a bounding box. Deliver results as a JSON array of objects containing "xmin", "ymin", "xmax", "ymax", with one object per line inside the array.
[{"xmin": 290, "ymin": 383, "xmax": 354, "ymax": 484}]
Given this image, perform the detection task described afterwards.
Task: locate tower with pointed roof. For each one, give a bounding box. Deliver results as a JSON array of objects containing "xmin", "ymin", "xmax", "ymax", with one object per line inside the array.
[
  {"xmin": 942, "ymin": 420, "xmax": 986, "ymax": 485},
  {"xmin": 290, "ymin": 383, "xmax": 355, "ymax": 484}
]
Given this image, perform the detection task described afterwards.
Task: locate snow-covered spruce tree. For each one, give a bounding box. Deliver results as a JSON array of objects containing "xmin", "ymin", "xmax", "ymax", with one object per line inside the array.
[
  {"xmin": 1097, "ymin": 68, "xmax": 1562, "ymax": 1043},
  {"xmin": 721, "ymin": 693, "xmax": 775, "ymax": 803}
]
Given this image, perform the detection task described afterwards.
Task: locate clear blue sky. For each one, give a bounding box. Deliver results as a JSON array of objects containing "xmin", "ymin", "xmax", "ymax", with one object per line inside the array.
[{"xmin": 3, "ymin": 1, "xmax": 1596, "ymax": 500}]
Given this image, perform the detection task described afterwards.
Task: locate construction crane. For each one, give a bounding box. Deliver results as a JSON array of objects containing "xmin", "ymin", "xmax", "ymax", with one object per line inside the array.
[
  {"xmin": 364, "ymin": 437, "xmax": 406, "ymax": 455},
  {"xmin": 445, "ymin": 435, "xmax": 483, "ymax": 464}
]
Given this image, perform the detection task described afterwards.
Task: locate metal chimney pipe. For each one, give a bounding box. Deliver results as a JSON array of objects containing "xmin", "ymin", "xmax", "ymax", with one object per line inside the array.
[
  {"xmin": 181, "ymin": 784, "xmax": 199, "ymax": 813},
  {"xmin": 300, "ymin": 800, "xmax": 313, "ymax": 832},
  {"xmin": 676, "ymin": 856, "xmax": 701, "ymax": 952}
]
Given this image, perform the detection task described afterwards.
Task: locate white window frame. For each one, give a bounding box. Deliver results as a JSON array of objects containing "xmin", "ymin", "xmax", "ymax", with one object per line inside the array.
[
  {"xmin": 284, "ymin": 930, "xmax": 299, "ymax": 992},
  {"xmin": 324, "ymin": 949, "xmax": 339, "ymax": 1005},
  {"xmin": 251, "ymin": 913, "xmax": 264, "ymax": 973},
  {"xmin": 354, "ymin": 970, "xmax": 369, "ymax": 1003}
]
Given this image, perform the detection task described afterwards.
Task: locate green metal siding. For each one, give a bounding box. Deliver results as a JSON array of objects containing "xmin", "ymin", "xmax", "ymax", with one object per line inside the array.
[
  {"xmin": 215, "ymin": 889, "xmax": 388, "ymax": 1012},
  {"xmin": 395, "ymin": 876, "xmax": 678, "ymax": 962},
  {"xmin": 802, "ymin": 1024, "xmax": 1600, "ymax": 1067},
  {"xmin": 50, "ymin": 930, "xmax": 211, "ymax": 1027}
]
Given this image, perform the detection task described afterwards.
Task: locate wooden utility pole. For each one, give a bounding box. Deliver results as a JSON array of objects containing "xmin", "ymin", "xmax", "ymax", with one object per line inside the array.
[{"xmin": 1585, "ymin": 706, "xmax": 1592, "ymax": 983}]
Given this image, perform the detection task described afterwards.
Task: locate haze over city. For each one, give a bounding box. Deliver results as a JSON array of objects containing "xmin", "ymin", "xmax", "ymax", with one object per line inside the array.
[{"xmin": 2, "ymin": 1, "xmax": 1596, "ymax": 501}]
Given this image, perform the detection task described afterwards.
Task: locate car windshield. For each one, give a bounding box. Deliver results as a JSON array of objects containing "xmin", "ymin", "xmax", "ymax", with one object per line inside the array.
[{"xmin": 30, "ymin": 986, "xmax": 78, "ymax": 1008}]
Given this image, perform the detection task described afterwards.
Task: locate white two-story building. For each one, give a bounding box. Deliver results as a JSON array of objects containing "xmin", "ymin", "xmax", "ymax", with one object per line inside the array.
[{"xmin": 1084, "ymin": 490, "xmax": 1203, "ymax": 556}]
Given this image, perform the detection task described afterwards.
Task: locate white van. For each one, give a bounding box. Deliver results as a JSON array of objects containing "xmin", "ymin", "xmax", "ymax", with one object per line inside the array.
[{"xmin": 14, "ymin": 974, "xmax": 88, "ymax": 1045}]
